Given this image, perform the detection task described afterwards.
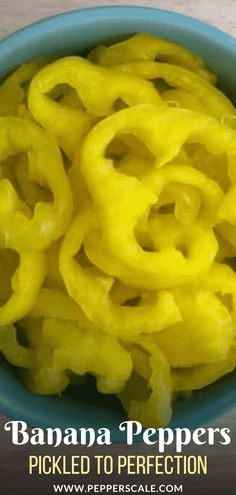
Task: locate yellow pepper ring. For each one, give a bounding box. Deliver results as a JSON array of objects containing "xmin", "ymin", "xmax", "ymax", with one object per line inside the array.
[
  {"xmin": 116, "ymin": 156, "xmax": 221, "ymax": 224},
  {"xmin": 28, "ymin": 56, "xmax": 162, "ymax": 117},
  {"xmin": 148, "ymin": 286, "xmax": 234, "ymax": 367},
  {"xmin": 43, "ymin": 318, "xmax": 133, "ymax": 394},
  {"xmin": 14, "ymin": 153, "xmax": 52, "ymax": 210},
  {"xmin": 81, "ymin": 105, "xmax": 232, "ymax": 288},
  {"xmin": 30, "ymin": 288, "xmax": 102, "ymax": 334},
  {"xmin": 0, "ymin": 245, "xmax": 45, "ymax": 327},
  {"xmin": 172, "ymin": 342, "xmax": 236, "ymax": 392},
  {"xmin": 59, "ymin": 208, "xmax": 181, "ymax": 338},
  {"xmin": 28, "ymin": 56, "xmax": 162, "ymax": 158},
  {"xmin": 121, "ymin": 163, "xmax": 224, "ymax": 224},
  {"xmin": 112, "ymin": 61, "xmax": 236, "ymax": 124},
  {"xmin": 194, "ymin": 262, "xmax": 236, "ymax": 323},
  {"xmin": 0, "ymin": 117, "xmax": 73, "ymax": 251},
  {"xmin": 120, "ymin": 342, "xmax": 172, "ymax": 428},
  {"xmin": 89, "ymin": 33, "xmax": 214, "ymax": 83},
  {"xmin": 0, "ymin": 58, "xmax": 49, "ymax": 117},
  {"xmin": 0, "ymin": 325, "xmax": 34, "ymax": 368},
  {"xmin": 84, "ymin": 217, "xmax": 217, "ymax": 290}
]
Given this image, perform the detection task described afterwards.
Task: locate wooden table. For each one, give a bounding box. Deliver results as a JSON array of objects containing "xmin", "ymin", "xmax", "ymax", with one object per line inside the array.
[{"xmin": 0, "ymin": 1, "xmax": 235, "ymax": 493}]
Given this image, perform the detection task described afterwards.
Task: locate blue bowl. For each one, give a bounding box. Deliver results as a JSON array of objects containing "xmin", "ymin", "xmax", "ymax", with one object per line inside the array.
[{"xmin": 0, "ymin": 6, "xmax": 236, "ymax": 442}]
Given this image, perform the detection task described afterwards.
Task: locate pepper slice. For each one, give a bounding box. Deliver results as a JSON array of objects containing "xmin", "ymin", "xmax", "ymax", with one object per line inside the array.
[
  {"xmin": 89, "ymin": 33, "xmax": 215, "ymax": 83},
  {"xmin": 120, "ymin": 342, "xmax": 172, "ymax": 428},
  {"xmin": 0, "ymin": 58, "xmax": 49, "ymax": 117},
  {"xmin": 149, "ymin": 288, "xmax": 234, "ymax": 367},
  {"xmin": 28, "ymin": 56, "xmax": 162, "ymax": 158},
  {"xmin": 42, "ymin": 317, "xmax": 132, "ymax": 394},
  {"xmin": 59, "ymin": 207, "xmax": 181, "ymax": 338},
  {"xmin": 0, "ymin": 244, "xmax": 45, "ymax": 326},
  {"xmin": 172, "ymin": 342, "xmax": 236, "ymax": 392},
  {"xmin": 0, "ymin": 117, "xmax": 73, "ymax": 250},
  {"xmin": 110, "ymin": 61, "xmax": 236, "ymax": 124},
  {"xmin": 84, "ymin": 216, "xmax": 217, "ymax": 290},
  {"xmin": 81, "ymin": 105, "xmax": 231, "ymax": 289}
]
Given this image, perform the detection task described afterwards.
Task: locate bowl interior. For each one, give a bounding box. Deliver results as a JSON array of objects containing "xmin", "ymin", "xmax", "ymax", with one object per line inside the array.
[
  {"xmin": 0, "ymin": 6, "xmax": 236, "ymax": 441},
  {"xmin": 0, "ymin": 6, "xmax": 236, "ymax": 100}
]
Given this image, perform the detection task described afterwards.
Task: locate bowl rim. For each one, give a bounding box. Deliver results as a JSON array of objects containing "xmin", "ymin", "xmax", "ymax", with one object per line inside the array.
[
  {"xmin": 0, "ymin": 5, "xmax": 236, "ymax": 437},
  {"xmin": 0, "ymin": 5, "xmax": 235, "ymax": 56}
]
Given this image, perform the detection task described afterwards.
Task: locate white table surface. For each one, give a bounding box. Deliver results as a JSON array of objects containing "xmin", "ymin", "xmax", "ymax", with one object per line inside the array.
[
  {"xmin": 0, "ymin": 0, "xmax": 236, "ymax": 430},
  {"xmin": 0, "ymin": 0, "xmax": 236, "ymax": 39}
]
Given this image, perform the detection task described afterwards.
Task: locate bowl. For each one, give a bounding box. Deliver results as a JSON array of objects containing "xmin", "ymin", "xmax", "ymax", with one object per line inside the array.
[{"xmin": 0, "ymin": 6, "xmax": 236, "ymax": 442}]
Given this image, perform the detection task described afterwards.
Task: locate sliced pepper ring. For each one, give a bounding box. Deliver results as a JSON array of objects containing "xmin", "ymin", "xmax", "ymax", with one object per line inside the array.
[
  {"xmin": 0, "ymin": 243, "xmax": 45, "ymax": 327},
  {"xmin": 172, "ymin": 342, "xmax": 236, "ymax": 392},
  {"xmin": 0, "ymin": 117, "xmax": 73, "ymax": 250},
  {"xmin": 88, "ymin": 33, "xmax": 214, "ymax": 83},
  {"xmin": 0, "ymin": 58, "xmax": 49, "ymax": 117},
  {"xmin": 42, "ymin": 318, "xmax": 132, "ymax": 394},
  {"xmin": 84, "ymin": 216, "xmax": 218, "ymax": 290},
  {"xmin": 193, "ymin": 262, "xmax": 236, "ymax": 324},
  {"xmin": 28, "ymin": 56, "xmax": 162, "ymax": 157},
  {"xmin": 59, "ymin": 208, "xmax": 181, "ymax": 339},
  {"xmin": 119, "ymin": 342, "xmax": 172, "ymax": 428},
  {"xmin": 124, "ymin": 162, "xmax": 223, "ymax": 224},
  {"xmin": 111, "ymin": 61, "xmax": 236, "ymax": 124},
  {"xmin": 81, "ymin": 105, "xmax": 229, "ymax": 288},
  {"xmin": 148, "ymin": 287, "xmax": 234, "ymax": 367}
]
